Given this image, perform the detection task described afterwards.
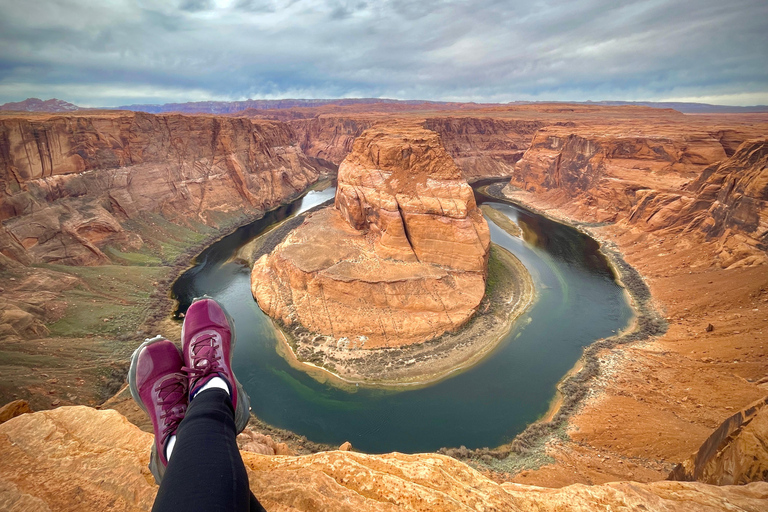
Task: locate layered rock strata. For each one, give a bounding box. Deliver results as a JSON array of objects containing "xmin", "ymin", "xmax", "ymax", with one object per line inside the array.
[
  {"xmin": 252, "ymin": 126, "xmax": 491, "ymax": 350},
  {"xmin": 670, "ymin": 396, "xmax": 768, "ymax": 485},
  {"xmin": 500, "ymin": 129, "xmax": 768, "ymax": 486},
  {"xmin": 424, "ymin": 117, "xmax": 545, "ymax": 179},
  {"xmin": 289, "ymin": 116, "xmax": 375, "ymax": 164},
  {"xmin": 289, "ymin": 115, "xmax": 546, "ymax": 179},
  {"xmin": 627, "ymin": 139, "xmax": 768, "ymax": 267},
  {"xmin": 0, "ymin": 112, "xmax": 327, "ymax": 265},
  {"xmin": 509, "ymin": 126, "xmax": 727, "ymax": 221},
  {"xmin": 2, "ymin": 406, "xmax": 768, "ymax": 512},
  {"xmin": 506, "ymin": 123, "xmax": 768, "ymax": 268}
]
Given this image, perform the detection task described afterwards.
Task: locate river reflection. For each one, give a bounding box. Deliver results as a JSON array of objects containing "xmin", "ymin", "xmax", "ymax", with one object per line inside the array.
[{"xmin": 171, "ymin": 181, "xmax": 632, "ymax": 453}]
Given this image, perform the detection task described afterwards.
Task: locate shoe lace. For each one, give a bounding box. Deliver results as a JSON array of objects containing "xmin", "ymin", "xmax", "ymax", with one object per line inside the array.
[
  {"xmin": 182, "ymin": 334, "xmax": 224, "ymax": 385},
  {"xmin": 155, "ymin": 373, "xmax": 188, "ymax": 441}
]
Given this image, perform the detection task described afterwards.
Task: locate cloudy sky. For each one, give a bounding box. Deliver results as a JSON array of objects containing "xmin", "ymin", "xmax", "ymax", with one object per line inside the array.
[{"xmin": 1, "ymin": 0, "xmax": 766, "ymax": 106}]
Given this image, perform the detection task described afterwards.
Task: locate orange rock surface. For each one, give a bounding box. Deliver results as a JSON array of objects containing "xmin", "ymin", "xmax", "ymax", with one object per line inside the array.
[
  {"xmin": 2, "ymin": 406, "xmax": 767, "ymax": 512},
  {"xmin": 252, "ymin": 126, "xmax": 490, "ymax": 348},
  {"xmin": 670, "ymin": 396, "xmax": 768, "ymax": 485},
  {"xmin": 0, "ymin": 111, "xmax": 326, "ymax": 265}
]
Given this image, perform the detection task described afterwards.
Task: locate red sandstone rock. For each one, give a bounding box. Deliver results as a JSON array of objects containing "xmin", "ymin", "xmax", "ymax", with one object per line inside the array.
[
  {"xmin": 290, "ymin": 116, "xmax": 375, "ymax": 164},
  {"xmin": 626, "ymin": 139, "xmax": 768, "ymax": 267},
  {"xmin": 252, "ymin": 125, "xmax": 490, "ymax": 347},
  {"xmin": 3, "ymin": 406, "xmax": 768, "ymax": 512},
  {"xmin": 0, "ymin": 112, "xmax": 326, "ymax": 265},
  {"xmin": 0, "ymin": 400, "xmax": 32, "ymax": 424},
  {"xmin": 424, "ymin": 117, "xmax": 544, "ymax": 179},
  {"xmin": 670, "ymin": 396, "xmax": 768, "ymax": 484}
]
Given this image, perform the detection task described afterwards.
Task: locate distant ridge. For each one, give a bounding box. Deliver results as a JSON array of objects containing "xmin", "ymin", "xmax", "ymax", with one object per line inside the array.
[
  {"xmin": 0, "ymin": 97, "xmax": 81, "ymax": 112},
  {"xmin": 582, "ymin": 100, "xmax": 768, "ymax": 114},
  {"xmin": 114, "ymin": 98, "xmax": 452, "ymax": 114},
  {"xmin": 2, "ymin": 97, "xmax": 766, "ymax": 115}
]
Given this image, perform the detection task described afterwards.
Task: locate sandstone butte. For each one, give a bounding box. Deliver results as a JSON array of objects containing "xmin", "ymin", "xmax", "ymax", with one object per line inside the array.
[
  {"xmin": 251, "ymin": 125, "xmax": 491, "ymax": 348},
  {"xmin": 1, "ymin": 104, "xmax": 768, "ymax": 510}
]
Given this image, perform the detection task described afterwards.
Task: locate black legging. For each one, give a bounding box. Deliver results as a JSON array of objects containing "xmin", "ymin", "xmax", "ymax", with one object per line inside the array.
[{"xmin": 153, "ymin": 389, "xmax": 265, "ymax": 512}]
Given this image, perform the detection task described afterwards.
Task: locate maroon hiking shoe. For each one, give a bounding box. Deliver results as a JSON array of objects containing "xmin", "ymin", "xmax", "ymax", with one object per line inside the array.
[
  {"xmin": 128, "ymin": 336, "xmax": 188, "ymax": 484},
  {"xmin": 181, "ymin": 296, "xmax": 251, "ymax": 433}
]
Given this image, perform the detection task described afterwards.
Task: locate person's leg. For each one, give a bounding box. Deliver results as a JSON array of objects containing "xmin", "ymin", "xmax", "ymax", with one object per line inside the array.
[
  {"xmin": 151, "ymin": 387, "xmax": 263, "ymax": 511},
  {"xmin": 152, "ymin": 296, "xmax": 261, "ymax": 511}
]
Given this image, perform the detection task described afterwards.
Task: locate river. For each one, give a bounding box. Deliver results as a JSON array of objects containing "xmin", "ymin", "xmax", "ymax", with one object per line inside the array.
[{"xmin": 171, "ymin": 181, "xmax": 633, "ymax": 453}]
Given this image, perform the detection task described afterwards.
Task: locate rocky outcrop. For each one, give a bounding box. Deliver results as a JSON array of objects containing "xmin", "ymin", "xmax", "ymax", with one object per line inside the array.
[
  {"xmin": 289, "ymin": 116, "xmax": 545, "ymax": 179},
  {"xmin": 505, "ymin": 123, "xmax": 768, "ymax": 267},
  {"xmin": 334, "ymin": 126, "xmax": 490, "ymax": 271},
  {"xmin": 511, "ymin": 127, "xmax": 725, "ymax": 199},
  {"xmin": 424, "ymin": 117, "xmax": 545, "ymax": 179},
  {"xmin": 0, "ymin": 112, "xmax": 328, "ymax": 265},
  {"xmin": 0, "ymin": 400, "xmax": 31, "ymax": 424},
  {"xmin": 2, "ymin": 406, "xmax": 768, "ymax": 512},
  {"xmin": 626, "ymin": 139, "xmax": 768, "ymax": 267},
  {"xmin": 252, "ymin": 126, "xmax": 490, "ymax": 348},
  {"xmin": 670, "ymin": 396, "xmax": 768, "ymax": 485}
]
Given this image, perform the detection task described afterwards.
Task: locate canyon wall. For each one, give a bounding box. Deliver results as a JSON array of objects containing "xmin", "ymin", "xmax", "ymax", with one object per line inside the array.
[
  {"xmin": 289, "ymin": 115, "xmax": 545, "ymax": 179},
  {"xmin": 627, "ymin": 139, "xmax": 768, "ymax": 267},
  {"xmin": 251, "ymin": 125, "xmax": 490, "ymax": 348},
  {"xmin": 289, "ymin": 116, "xmax": 375, "ymax": 164},
  {"xmin": 424, "ymin": 117, "xmax": 545, "ymax": 179},
  {"xmin": 0, "ymin": 112, "xmax": 328, "ymax": 265},
  {"xmin": 506, "ymin": 123, "xmax": 768, "ymax": 267}
]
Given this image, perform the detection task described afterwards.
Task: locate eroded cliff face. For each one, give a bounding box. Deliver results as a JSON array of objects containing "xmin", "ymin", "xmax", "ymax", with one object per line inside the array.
[
  {"xmin": 627, "ymin": 139, "xmax": 768, "ymax": 267},
  {"xmin": 0, "ymin": 112, "xmax": 327, "ymax": 266},
  {"xmin": 2, "ymin": 406, "xmax": 767, "ymax": 512},
  {"xmin": 0, "ymin": 112, "xmax": 330, "ymax": 409},
  {"xmin": 506, "ymin": 123, "xmax": 768, "ymax": 268},
  {"xmin": 510, "ymin": 127, "xmax": 725, "ymax": 213},
  {"xmin": 424, "ymin": 117, "xmax": 545, "ymax": 179},
  {"xmin": 670, "ymin": 396, "xmax": 768, "ymax": 485},
  {"xmin": 289, "ymin": 116, "xmax": 375, "ymax": 164},
  {"xmin": 289, "ymin": 115, "xmax": 545, "ymax": 180},
  {"xmin": 251, "ymin": 126, "xmax": 490, "ymax": 348}
]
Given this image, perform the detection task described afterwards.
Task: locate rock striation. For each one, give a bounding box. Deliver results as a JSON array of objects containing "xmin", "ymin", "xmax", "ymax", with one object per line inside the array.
[
  {"xmin": 424, "ymin": 117, "xmax": 545, "ymax": 179},
  {"xmin": 0, "ymin": 112, "xmax": 328, "ymax": 265},
  {"xmin": 2, "ymin": 406, "xmax": 768, "ymax": 512},
  {"xmin": 670, "ymin": 396, "xmax": 768, "ymax": 485},
  {"xmin": 290, "ymin": 116, "xmax": 375, "ymax": 165},
  {"xmin": 289, "ymin": 115, "xmax": 545, "ymax": 179},
  {"xmin": 627, "ymin": 139, "xmax": 768, "ymax": 267},
  {"xmin": 506, "ymin": 123, "xmax": 768, "ymax": 268},
  {"xmin": 252, "ymin": 126, "xmax": 490, "ymax": 349}
]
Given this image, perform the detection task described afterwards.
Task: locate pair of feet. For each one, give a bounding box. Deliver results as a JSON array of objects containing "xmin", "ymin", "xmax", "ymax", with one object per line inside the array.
[{"xmin": 129, "ymin": 297, "xmax": 251, "ymax": 484}]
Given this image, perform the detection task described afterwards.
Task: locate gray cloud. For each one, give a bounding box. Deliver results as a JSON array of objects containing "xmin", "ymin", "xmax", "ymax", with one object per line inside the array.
[
  {"xmin": 0, "ymin": 0, "xmax": 765, "ymax": 106},
  {"xmin": 180, "ymin": 0, "xmax": 215, "ymax": 12}
]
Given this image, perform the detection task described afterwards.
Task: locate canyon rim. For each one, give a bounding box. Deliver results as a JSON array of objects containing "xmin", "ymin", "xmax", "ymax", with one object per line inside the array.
[{"xmin": 0, "ymin": 101, "xmax": 767, "ymax": 511}]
